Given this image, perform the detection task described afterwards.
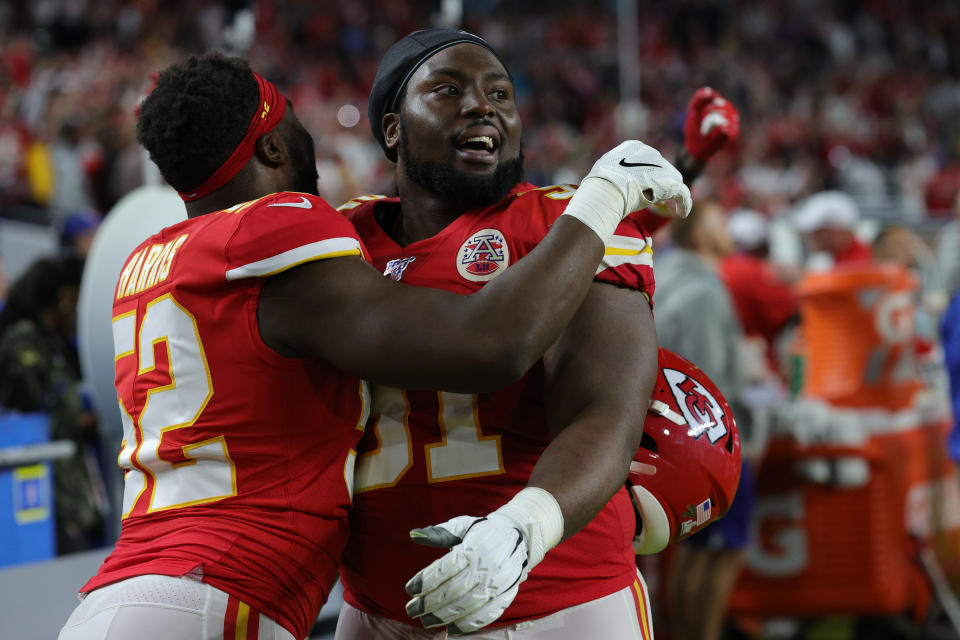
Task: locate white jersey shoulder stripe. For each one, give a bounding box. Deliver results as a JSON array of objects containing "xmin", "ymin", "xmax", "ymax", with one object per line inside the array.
[
  {"xmin": 595, "ymin": 234, "xmax": 653, "ymax": 274},
  {"xmin": 225, "ymin": 237, "xmax": 362, "ymax": 280}
]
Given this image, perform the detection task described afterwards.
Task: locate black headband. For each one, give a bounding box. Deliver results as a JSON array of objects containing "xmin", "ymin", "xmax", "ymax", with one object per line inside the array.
[{"xmin": 368, "ymin": 28, "xmax": 510, "ymax": 162}]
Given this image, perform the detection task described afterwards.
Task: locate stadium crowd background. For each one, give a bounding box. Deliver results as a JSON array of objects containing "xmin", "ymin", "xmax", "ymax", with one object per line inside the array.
[
  {"xmin": 4, "ymin": 0, "xmax": 960, "ymax": 638},
  {"xmin": 2, "ymin": 0, "xmax": 960, "ymax": 231}
]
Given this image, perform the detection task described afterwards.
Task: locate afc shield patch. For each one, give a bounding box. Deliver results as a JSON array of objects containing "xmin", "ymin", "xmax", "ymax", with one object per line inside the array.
[
  {"xmin": 663, "ymin": 368, "xmax": 729, "ymax": 444},
  {"xmin": 457, "ymin": 229, "xmax": 509, "ymax": 282}
]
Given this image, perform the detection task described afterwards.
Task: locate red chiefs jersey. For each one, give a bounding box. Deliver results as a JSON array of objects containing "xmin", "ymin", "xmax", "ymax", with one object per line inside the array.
[
  {"xmin": 83, "ymin": 192, "xmax": 370, "ymax": 640},
  {"xmin": 338, "ymin": 183, "xmax": 655, "ymax": 626}
]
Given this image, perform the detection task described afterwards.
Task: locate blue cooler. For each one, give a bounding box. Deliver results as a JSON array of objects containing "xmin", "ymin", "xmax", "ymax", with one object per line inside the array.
[{"xmin": 0, "ymin": 412, "xmax": 56, "ymax": 567}]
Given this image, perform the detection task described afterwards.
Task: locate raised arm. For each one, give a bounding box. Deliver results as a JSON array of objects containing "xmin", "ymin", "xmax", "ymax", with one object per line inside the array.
[
  {"xmin": 258, "ymin": 216, "xmax": 601, "ymax": 393},
  {"xmin": 259, "ymin": 140, "xmax": 688, "ymax": 392}
]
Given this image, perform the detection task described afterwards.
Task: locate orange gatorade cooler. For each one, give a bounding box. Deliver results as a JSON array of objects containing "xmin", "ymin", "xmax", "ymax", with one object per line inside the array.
[
  {"xmin": 730, "ymin": 263, "xmax": 960, "ymax": 618},
  {"xmin": 798, "ymin": 264, "xmax": 921, "ymax": 409}
]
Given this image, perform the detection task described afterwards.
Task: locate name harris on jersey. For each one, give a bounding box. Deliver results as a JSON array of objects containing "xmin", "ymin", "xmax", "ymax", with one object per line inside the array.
[{"xmin": 115, "ymin": 234, "xmax": 188, "ymax": 300}]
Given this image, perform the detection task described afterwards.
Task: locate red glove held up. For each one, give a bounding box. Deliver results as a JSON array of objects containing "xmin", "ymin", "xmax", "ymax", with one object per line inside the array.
[{"xmin": 683, "ymin": 87, "xmax": 740, "ymax": 162}]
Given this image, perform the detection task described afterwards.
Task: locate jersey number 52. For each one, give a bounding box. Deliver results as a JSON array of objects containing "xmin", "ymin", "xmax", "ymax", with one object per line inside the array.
[{"xmin": 113, "ymin": 294, "xmax": 236, "ymax": 518}]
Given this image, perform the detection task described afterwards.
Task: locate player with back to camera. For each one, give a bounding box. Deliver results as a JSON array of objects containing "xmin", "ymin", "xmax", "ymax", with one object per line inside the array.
[
  {"xmin": 335, "ymin": 29, "xmax": 739, "ymax": 640},
  {"xmin": 57, "ymin": 52, "xmax": 691, "ymax": 640}
]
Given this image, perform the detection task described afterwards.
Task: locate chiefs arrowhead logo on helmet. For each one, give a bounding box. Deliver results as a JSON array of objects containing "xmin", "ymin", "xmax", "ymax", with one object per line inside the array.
[{"xmin": 630, "ymin": 348, "xmax": 741, "ymax": 554}]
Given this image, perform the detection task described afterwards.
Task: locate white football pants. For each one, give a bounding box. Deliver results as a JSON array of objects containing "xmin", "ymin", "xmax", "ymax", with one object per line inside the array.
[
  {"xmin": 58, "ymin": 574, "xmax": 296, "ymax": 640},
  {"xmin": 334, "ymin": 571, "xmax": 654, "ymax": 640}
]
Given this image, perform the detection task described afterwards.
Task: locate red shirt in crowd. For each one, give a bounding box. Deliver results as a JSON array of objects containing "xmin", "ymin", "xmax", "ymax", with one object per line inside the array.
[
  {"xmin": 720, "ymin": 253, "xmax": 798, "ymax": 353},
  {"xmin": 833, "ymin": 237, "xmax": 874, "ymax": 264}
]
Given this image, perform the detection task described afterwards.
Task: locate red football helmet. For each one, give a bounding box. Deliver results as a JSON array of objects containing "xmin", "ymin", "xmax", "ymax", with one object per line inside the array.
[{"xmin": 630, "ymin": 348, "xmax": 742, "ymax": 554}]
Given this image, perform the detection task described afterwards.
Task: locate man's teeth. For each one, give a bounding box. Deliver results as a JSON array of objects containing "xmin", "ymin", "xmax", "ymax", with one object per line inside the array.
[{"xmin": 465, "ymin": 136, "xmax": 494, "ymax": 151}]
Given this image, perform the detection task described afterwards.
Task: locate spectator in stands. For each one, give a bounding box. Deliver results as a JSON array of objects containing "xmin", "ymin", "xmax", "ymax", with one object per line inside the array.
[
  {"xmin": 0, "ymin": 256, "xmax": 105, "ymax": 554},
  {"xmin": 721, "ymin": 208, "xmax": 799, "ymax": 375},
  {"xmin": 925, "ymin": 160, "xmax": 960, "ymax": 218},
  {"xmin": 793, "ymin": 190, "xmax": 873, "ymax": 268},
  {"xmin": 0, "ymin": 91, "xmax": 31, "ymax": 207},
  {"xmin": 654, "ymin": 201, "xmax": 754, "ymax": 640},
  {"xmin": 874, "ymin": 225, "xmax": 929, "ymax": 272},
  {"xmin": 655, "ymin": 201, "xmax": 742, "ymax": 394},
  {"xmin": 875, "ymin": 223, "xmax": 946, "ymax": 316},
  {"xmin": 48, "ymin": 121, "xmax": 97, "ymax": 225},
  {"xmin": 58, "ymin": 211, "xmax": 100, "ymax": 259},
  {"xmin": 2, "ymin": 0, "xmax": 960, "ymax": 222},
  {"xmin": 935, "ymin": 191, "xmax": 960, "ymax": 299}
]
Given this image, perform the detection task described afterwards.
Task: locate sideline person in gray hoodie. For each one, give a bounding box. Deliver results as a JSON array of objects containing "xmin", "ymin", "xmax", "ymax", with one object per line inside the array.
[{"xmin": 653, "ymin": 199, "xmax": 751, "ymax": 640}]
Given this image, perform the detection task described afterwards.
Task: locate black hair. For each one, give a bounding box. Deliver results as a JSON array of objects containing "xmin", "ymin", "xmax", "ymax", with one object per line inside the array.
[
  {"xmin": 0, "ymin": 256, "xmax": 84, "ymax": 336},
  {"xmin": 136, "ymin": 52, "xmax": 259, "ymax": 193}
]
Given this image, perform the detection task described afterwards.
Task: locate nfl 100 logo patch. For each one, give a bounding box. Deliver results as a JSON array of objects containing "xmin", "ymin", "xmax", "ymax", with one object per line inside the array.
[
  {"xmin": 457, "ymin": 228, "xmax": 510, "ymax": 282},
  {"xmin": 383, "ymin": 256, "xmax": 416, "ymax": 281}
]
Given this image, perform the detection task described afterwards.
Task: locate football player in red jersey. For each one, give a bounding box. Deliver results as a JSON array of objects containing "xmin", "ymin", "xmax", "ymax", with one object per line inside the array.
[
  {"xmin": 334, "ymin": 29, "xmax": 738, "ymax": 640},
  {"xmin": 58, "ymin": 53, "xmax": 690, "ymax": 640}
]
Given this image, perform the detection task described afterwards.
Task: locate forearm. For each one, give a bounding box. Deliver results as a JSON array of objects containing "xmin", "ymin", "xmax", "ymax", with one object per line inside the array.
[
  {"xmin": 265, "ymin": 141, "xmax": 689, "ymax": 390},
  {"xmin": 337, "ymin": 218, "xmax": 606, "ymax": 391},
  {"xmin": 676, "ymin": 148, "xmax": 706, "ymax": 185},
  {"xmin": 527, "ymin": 412, "xmax": 641, "ymax": 538},
  {"xmin": 532, "ymin": 282, "xmax": 658, "ymax": 539},
  {"xmin": 462, "ymin": 216, "xmax": 605, "ymax": 375},
  {"xmin": 260, "ymin": 222, "xmax": 600, "ymax": 393},
  {"xmin": 478, "ymin": 141, "xmax": 692, "ymax": 361}
]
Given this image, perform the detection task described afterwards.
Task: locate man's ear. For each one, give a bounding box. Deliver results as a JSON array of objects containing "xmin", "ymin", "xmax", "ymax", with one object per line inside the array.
[
  {"xmin": 255, "ymin": 129, "xmax": 285, "ymax": 168},
  {"xmin": 383, "ymin": 113, "xmax": 400, "ymax": 154}
]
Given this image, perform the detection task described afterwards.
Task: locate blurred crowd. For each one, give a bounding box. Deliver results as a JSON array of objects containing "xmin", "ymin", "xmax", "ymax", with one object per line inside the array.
[{"xmin": 1, "ymin": 0, "xmax": 960, "ymax": 224}]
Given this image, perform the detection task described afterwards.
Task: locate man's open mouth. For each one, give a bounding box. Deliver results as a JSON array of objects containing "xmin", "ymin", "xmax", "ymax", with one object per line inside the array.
[{"xmin": 460, "ymin": 135, "xmax": 496, "ymax": 152}]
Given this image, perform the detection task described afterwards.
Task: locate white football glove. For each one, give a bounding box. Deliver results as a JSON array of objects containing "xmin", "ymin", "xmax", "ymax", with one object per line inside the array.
[
  {"xmin": 404, "ymin": 514, "xmax": 528, "ymax": 635},
  {"xmin": 589, "ymin": 140, "xmax": 692, "ymax": 217},
  {"xmin": 404, "ymin": 487, "xmax": 563, "ymax": 635},
  {"xmin": 563, "ymin": 140, "xmax": 692, "ymax": 241}
]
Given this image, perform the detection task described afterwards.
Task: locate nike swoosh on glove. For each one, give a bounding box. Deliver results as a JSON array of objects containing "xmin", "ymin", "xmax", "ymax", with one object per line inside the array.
[
  {"xmin": 683, "ymin": 86, "xmax": 740, "ymax": 162},
  {"xmin": 404, "ymin": 514, "xmax": 529, "ymax": 636},
  {"xmin": 584, "ymin": 140, "xmax": 692, "ymax": 219}
]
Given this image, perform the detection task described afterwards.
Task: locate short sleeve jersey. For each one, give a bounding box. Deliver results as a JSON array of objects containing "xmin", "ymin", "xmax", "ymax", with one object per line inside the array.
[
  {"xmin": 82, "ymin": 192, "xmax": 370, "ymax": 640},
  {"xmin": 338, "ymin": 183, "xmax": 655, "ymax": 626}
]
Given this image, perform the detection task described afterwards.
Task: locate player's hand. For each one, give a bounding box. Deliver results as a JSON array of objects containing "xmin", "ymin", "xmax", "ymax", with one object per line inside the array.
[
  {"xmin": 404, "ymin": 514, "xmax": 529, "ymax": 635},
  {"xmin": 583, "ymin": 140, "xmax": 692, "ymax": 219},
  {"xmin": 562, "ymin": 140, "xmax": 691, "ymax": 241},
  {"xmin": 683, "ymin": 87, "xmax": 740, "ymax": 162}
]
